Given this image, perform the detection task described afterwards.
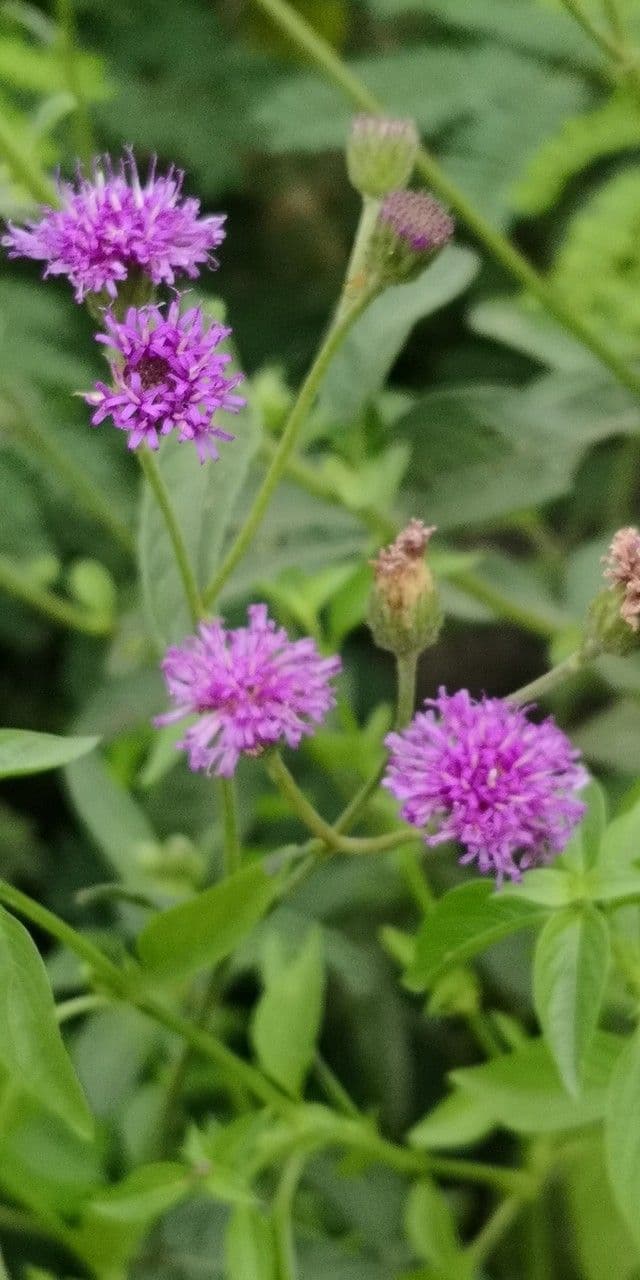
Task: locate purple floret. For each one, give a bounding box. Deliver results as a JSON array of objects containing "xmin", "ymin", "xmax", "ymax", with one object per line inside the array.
[
  {"xmin": 379, "ymin": 189, "xmax": 453, "ymax": 252},
  {"xmin": 84, "ymin": 300, "xmax": 245, "ymax": 460},
  {"xmin": 2, "ymin": 152, "xmax": 225, "ymax": 302},
  {"xmin": 383, "ymin": 688, "xmax": 588, "ymax": 881},
  {"xmin": 156, "ymin": 604, "xmax": 342, "ymax": 777}
]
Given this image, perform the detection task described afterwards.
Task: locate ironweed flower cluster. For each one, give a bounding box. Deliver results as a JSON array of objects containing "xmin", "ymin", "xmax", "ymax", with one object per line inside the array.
[
  {"xmin": 384, "ymin": 689, "xmax": 587, "ymax": 881},
  {"xmin": 2, "ymin": 142, "xmax": 589, "ymax": 886}
]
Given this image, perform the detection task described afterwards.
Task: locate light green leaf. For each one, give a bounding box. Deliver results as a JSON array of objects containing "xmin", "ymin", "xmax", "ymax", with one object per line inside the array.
[
  {"xmin": 534, "ymin": 906, "xmax": 610, "ymax": 1097},
  {"xmin": 406, "ymin": 880, "xmax": 545, "ymax": 990},
  {"xmin": 564, "ymin": 1134, "xmax": 640, "ymax": 1280},
  {"xmin": 407, "ymin": 1091, "xmax": 496, "ymax": 1151},
  {"xmin": 318, "ymin": 246, "xmax": 479, "ymax": 422},
  {"xmin": 405, "ymin": 1180, "xmax": 470, "ymax": 1277},
  {"xmin": 66, "ymin": 751, "xmax": 156, "ymax": 887},
  {"xmin": 606, "ymin": 1026, "xmax": 640, "ymax": 1252},
  {"xmin": 251, "ymin": 928, "xmax": 325, "ymax": 1097},
  {"xmin": 87, "ymin": 1163, "xmax": 188, "ymax": 1223},
  {"xmin": 451, "ymin": 1033, "xmax": 622, "ymax": 1135},
  {"xmin": 139, "ymin": 392, "xmax": 259, "ymax": 644},
  {"xmin": 137, "ymin": 863, "xmax": 277, "ymax": 981},
  {"xmin": 0, "ymin": 730, "xmax": 98, "ymax": 779},
  {"xmin": 501, "ymin": 868, "xmax": 576, "ymax": 908},
  {"xmin": 225, "ymin": 1205, "xmax": 277, "ymax": 1280},
  {"xmin": 0, "ymin": 907, "xmax": 93, "ymax": 1137}
]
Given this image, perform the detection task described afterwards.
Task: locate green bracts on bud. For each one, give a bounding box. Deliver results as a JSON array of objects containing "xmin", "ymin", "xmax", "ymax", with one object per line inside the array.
[
  {"xmin": 347, "ymin": 114, "xmax": 419, "ymax": 200},
  {"xmin": 584, "ymin": 585, "xmax": 638, "ymax": 658},
  {"xmin": 368, "ymin": 520, "xmax": 443, "ymax": 657}
]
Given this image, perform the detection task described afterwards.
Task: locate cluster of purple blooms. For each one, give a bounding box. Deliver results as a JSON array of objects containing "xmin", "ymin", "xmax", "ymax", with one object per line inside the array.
[
  {"xmin": 3, "ymin": 152, "xmax": 243, "ymax": 461},
  {"xmin": 3, "ymin": 147, "xmax": 589, "ymax": 883}
]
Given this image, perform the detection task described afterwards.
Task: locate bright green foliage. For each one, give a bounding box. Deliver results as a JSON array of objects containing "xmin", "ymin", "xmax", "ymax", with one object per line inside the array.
[{"xmin": 251, "ymin": 927, "xmax": 326, "ymax": 1096}]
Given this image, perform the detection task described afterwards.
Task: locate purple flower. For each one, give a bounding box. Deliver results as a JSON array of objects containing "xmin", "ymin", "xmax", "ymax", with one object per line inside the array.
[
  {"xmin": 383, "ymin": 689, "xmax": 588, "ymax": 881},
  {"xmin": 84, "ymin": 301, "xmax": 245, "ymax": 460},
  {"xmin": 156, "ymin": 605, "xmax": 342, "ymax": 777},
  {"xmin": 2, "ymin": 152, "xmax": 225, "ymax": 302}
]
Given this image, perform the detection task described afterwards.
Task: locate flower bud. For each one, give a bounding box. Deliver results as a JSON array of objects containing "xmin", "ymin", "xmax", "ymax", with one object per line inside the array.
[
  {"xmin": 368, "ymin": 519, "xmax": 443, "ymax": 656},
  {"xmin": 368, "ymin": 189, "xmax": 454, "ymax": 286},
  {"xmin": 346, "ymin": 114, "xmax": 419, "ymax": 199},
  {"xmin": 584, "ymin": 528, "xmax": 640, "ymax": 656}
]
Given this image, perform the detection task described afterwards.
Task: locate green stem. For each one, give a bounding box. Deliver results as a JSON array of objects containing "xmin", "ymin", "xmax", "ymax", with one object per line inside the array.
[
  {"xmin": 55, "ymin": 992, "xmax": 109, "ymax": 1023},
  {"xmin": 138, "ymin": 448, "xmax": 203, "ymax": 627},
  {"xmin": 273, "ymin": 1155, "xmax": 304, "ymax": 1280},
  {"xmin": 509, "ymin": 651, "xmax": 583, "ymax": 705},
  {"xmin": 7, "ymin": 396, "xmax": 134, "ymax": 556},
  {"xmin": 399, "ymin": 845, "xmax": 435, "ymax": 915},
  {"xmin": 202, "ymin": 291, "xmax": 371, "ymax": 609},
  {"xmin": 560, "ymin": 0, "xmax": 626, "ymax": 60},
  {"xmin": 220, "ymin": 776, "xmax": 241, "ymax": 875},
  {"xmin": 250, "ymin": 0, "xmax": 640, "ymax": 402},
  {"xmin": 334, "ymin": 195, "xmax": 380, "ymax": 324},
  {"xmin": 55, "ymin": 0, "xmax": 94, "ymax": 164},
  {"xmin": 261, "ymin": 442, "xmax": 395, "ymax": 540},
  {"xmin": 313, "ymin": 1054, "xmax": 361, "ymax": 1117},
  {"xmin": 450, "ymin": 570, "xmax": 560, "ymax": 639},
  {"xmin": 0, "ymin": 881, "xmax": 126, "ymax": 989},
  {"xmin": 466, "ymin": 1195, "xmax": 524, "ymax": 1269},
  {"xmin": 395, "ymin": 651, "xmax": 418, "ymax": 729},
  {"xmin": 265, "ymin": 751, "xmax": 414, "ymax": 855},
  {"xmin": 0, "ymin": 554, "xmax": 112, "ymax": 636},
  {"xmin": 0, "ymin": 116, "xmax": 57, "ymax": 205}
]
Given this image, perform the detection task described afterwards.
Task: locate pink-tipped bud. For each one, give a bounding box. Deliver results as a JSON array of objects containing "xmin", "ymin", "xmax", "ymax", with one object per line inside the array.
[
  {"xmin": 584, "ymin": 527, "xmax": 640, "ymax": 656},
  {"xmin": 369, "ymin": 189, "xmax": 454, "ymax": 285},
  {"xmin": 346, "ymin": 114, "xmax": 419, "ymax": 199},
  {"xmin": 368, "ymin": 519, "xmax": 442, "ymax": 656}
]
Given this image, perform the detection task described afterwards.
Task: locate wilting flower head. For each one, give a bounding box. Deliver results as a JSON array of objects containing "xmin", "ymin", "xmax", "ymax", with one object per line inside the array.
[
  {"xmin": 383, "ymin": 689, "xmax": 587, "ymax": 881},
  {"xmin": 2, "ymin": 151, "xmax": 225, "ymax": 302},
  {"xmin": 369, "ymin": 519, "xmax": 442, "ymax": 656},
  {"xmin": 84, "ymin": 301, "xmax": 245, "ymax": 460},
  {"xmin": 347, "ymin": 115, "xmax": 419, "ymax": 198},
  {"xmin": 602, "ymin": 526, "xmax": 640, "ymax": 631},
  {"xmin": 156, "ymin": 605, "xmax": 342, "ymax": 777}
]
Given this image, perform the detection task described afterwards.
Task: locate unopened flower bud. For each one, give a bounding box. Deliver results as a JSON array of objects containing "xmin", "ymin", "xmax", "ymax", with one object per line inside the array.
[
  {"xmin": 369, "ymin": 189, "xmax": 454, "ymax": 285},
  {"xmin": 368, "ymin": 519, "xmax": 443, "ymax": 656},
  {"xmin": 584, "ymin": 528, "xmax": 640, "ymax": 656},
  {"xmin": 346, "ymin": 114, "xmax": 419, "ymax": 199}
]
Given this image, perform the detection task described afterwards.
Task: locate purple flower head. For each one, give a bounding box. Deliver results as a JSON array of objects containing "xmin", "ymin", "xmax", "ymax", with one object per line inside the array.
[
  {"xmin": 379, "ymin": 189, "xmax": 453, "ymax": 252},
  {"xmin": 383, "ymin": 689, "xmax": 588, "ymax": 882},
  {"xmin": 84, "ymin": 300, "xmax": 245, "ymax": 460},
  {"xmin": 2, "ymin": 151, "xmax": 225, "ymax": 302},
  {"xmin": 156, "ymin": 605, "xmax": 342, "ymax": 777}
]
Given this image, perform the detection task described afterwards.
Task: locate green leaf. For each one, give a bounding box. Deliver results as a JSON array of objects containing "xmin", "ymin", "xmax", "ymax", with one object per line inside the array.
[
  {"xmin": 225, "ymin": 1205, "xmax": 277, "ymax": 1280},
  {"xmin": 405, "ymin": 1180, "xmax": 470, "ymax": 1277},
  {"xmin": 564, "ymin": 1134, "xmax": 640, "ymax": 1280},
  {"xmin": 407, "ymin": 1091, "xmax": 496, "ymax": 1151},
  {"xmin": 0, "ymin": 907, "xmax": 93, "ymax": 1137},
  {"xmin": 139, "ymin": 392, "xmax": 259, "ymax": 644},
  {"xmin": 451, "ymin": 1033, "xmax": 622, "ymax": 1135},
  {"xmin": 318, "ymin": 247, "xmax": 479, "ymax": 423},
  {"xmin": 533, "ymin": 906, "xmax": 610, "ymax": 1097},
  {"xmin": 251, "ymin": 927, "xmax": 325, "ymax": 1097},
  {"xmin": 137, "ymin": 863, "xmax": 277, "ymax": 981},
  {"xmin": 606, "ymin": 1026, "xmax": 640, "ymax": 1252},
  {"xmin": 0, "ymin": 729, "xmax": 98, "ymax": 779},
  {"xmin": 406, "ymin": 880, "xmax": 545, "ymax": 990},
  {"xmin": 469, "ymin": 295, "xmax": 599, "ymax": 373},
  {"xmin": 87, "ymin": 1163, "xmax": 188, "ymax": 1223},
  {"xmin": 66, "ymin": 751, "xmax": 156, "ymax": 888},
  {"xmin": 501, "ymin": 868, "xmax": 576, "ymax": 908}
]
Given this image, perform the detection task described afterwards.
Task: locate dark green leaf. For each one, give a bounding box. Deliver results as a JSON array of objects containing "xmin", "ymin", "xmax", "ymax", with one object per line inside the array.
[{"xmin": 0, "ymin": 907, "xmax": 93, "ymax": 1136}]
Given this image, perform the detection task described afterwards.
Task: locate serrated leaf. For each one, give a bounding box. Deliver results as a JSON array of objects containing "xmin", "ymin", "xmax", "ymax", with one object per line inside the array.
[
  {"xmin": 534, "ymin": 906, "xmax": 610, "ymax": 1096},
  {"xmin": 0, "ymin": 729, "xmax": 98, "ymax": 778},
  {"xmin": 451, "ymin": 1033, "xmax": 622, "ymax": 1135},
  {"xmin": 137, "ymin": 863, "xmax": 277, "ymax": 981},
  {"xmin": 0, "ymin": 907, "xmax": 93, "ymax": 1137},
  {"xmin": 406, "ymin": 880, "xmax": 545, "ymax": 990}
]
